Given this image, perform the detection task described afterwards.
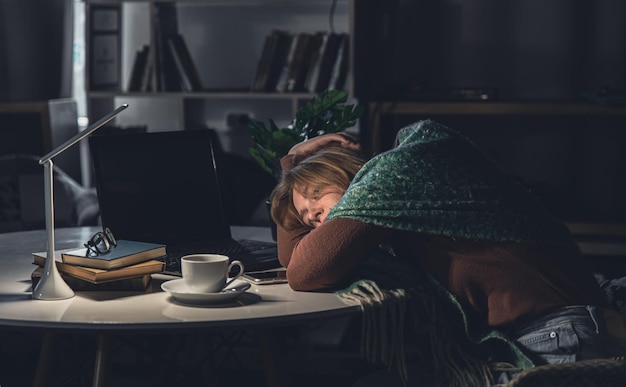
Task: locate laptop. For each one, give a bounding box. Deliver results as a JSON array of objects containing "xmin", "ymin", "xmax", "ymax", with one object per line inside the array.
[{"xmin": 88, "ymin": 129, "xmax": 279, "ymax": 276}]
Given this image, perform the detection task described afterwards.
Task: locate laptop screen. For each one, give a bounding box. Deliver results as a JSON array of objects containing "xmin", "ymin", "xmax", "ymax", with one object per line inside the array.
[{"xmin": 89, "ymin": 130, "xmax": 231, "ymax": 245}]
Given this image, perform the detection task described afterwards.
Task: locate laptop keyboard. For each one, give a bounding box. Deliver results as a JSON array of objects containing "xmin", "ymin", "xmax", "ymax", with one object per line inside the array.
[
  {"xmin": 214, "ymin": 239, "xmax": 276, "ymax": 255},
  {"xmin": 162, "ymin": 239, "xmax": 279, "ymax": 276}
]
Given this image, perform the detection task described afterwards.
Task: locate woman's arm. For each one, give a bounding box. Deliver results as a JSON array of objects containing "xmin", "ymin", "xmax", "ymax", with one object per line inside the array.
[
  {"xmin": 276, "ymin": 223, "xmax": 309, "ymax": 268},
  {"xmin": 277, "ymin": 217, "xmax": 392, "ymax": 291}
]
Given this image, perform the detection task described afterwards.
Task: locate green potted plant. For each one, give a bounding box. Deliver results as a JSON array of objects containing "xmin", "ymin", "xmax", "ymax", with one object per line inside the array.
[{"xmin": 247, "ymin": 89, "xmax": 364, "ymax": 181}]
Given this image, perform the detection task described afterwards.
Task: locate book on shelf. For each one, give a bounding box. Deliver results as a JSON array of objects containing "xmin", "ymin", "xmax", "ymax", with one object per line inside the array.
[
  {"xmin": 141, "ymin": 49, "xmax": 154, "ymax": 92},
  {"xmin": 167, "ymin": 33, "xmax": 204, "ymax": 92},
  {"xmin": 278, "ymin": 32, "xmax": 320, "ymax": 93},
  {"xmin": 252, "ymin": 30, "xmax": 292, "ymax": 92},
  {"xmin": 127, "ymin": 44, "xmax": 150, "ymax": 92},
  {"xmin": 59, "ymin": 240, "xmax": 166, "ymax": 270},
  {"xmin": 251, "ymin": 33, "xmax": 274, "ymax": 91},
  {"xmin": 31, "ymin": 267, "xmax": 152, "ymax": 291},
  {"xmin": 274, "ymin": 33, "xmax": 300, "ymax": 92},
  {"xmin": 327, "ymin": 33, "xmax": 350, "ymax": 91},
  {"xmin": 303, "ymin": 32, "xmax": 329, "ymax": 93},
  {"xmin": 153, "ymin": 2, "xmax": 180, "ymax": 92},
  {"xmin": 310, "ymin": 32, "xmax": 343, "ymax": 93},
  {"xmin": 32, "ymin": 250, "xmax": 165, "ymax": 284}
]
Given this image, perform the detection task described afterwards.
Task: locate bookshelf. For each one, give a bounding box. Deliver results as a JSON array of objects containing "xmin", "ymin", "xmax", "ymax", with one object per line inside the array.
[
  {"xmin": 348, "ymin": 0, "xmax": 626, "ymax": 258},
  {"xmin": 365, "ymin": 101, "xmax": 626, "ymax": 265},
  {"xmin": 84, "ymin": 0, "xmax": 354, "ymax": 157},
  {"xmin": 366, "ymin": 101, "xmax": 626, "ymax": 154}
]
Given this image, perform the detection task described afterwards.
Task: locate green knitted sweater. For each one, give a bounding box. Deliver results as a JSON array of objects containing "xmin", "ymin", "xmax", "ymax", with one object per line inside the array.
[{"xmin": 329, "ymin": 120, "xmax": 573, "ymax": 246}]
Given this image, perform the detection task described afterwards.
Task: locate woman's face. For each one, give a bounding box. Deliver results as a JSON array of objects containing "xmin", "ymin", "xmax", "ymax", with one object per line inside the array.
[{"xmin": 292, "ymin": 184, "xmax": 343, "ymax": 228}]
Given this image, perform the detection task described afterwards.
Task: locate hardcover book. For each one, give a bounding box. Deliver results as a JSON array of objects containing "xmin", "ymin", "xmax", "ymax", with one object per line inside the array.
[
  {"xmin": 274, "ymin": 33, "xmax": 300, "ymax": 92},
  {"xmin": 153, "ymin": 2, "xmax": 180, "ymax": 91},
  {"xmin": 312, "ymin": 33, "xmax": 342, "ymax": 92},
  {"xmin": 140, "ymin": 48, "xmax": 154, "ymax": 92},
  {"xmin": 251, "ymin": 33, "xmax": 274, "ymax": 91},
  {"xmin": 283, "ymin": 33, "xmax": 318, "ymax": 92},
  {"xmin": 328, "ymin": 33, "xmax": 350, "ymax": 91},
  {"xmin": 167, "ymin": 34, "xmax": 203, "ymax": 92},
  {"xmin": 31, "ymin": 267, "xmax": 152, "ymax": 291},
  {"xmin": 304, "ymin": 32, "xmax": 329, "ymax": 93},
  {"xmin": 252, "ymin": 30, "xmax": 292, "ymax": 92},
  {"xmin": 32, "ymin": 250, "xmax": 165, "ymax": 283},
  {"xmin": 59, "ymin": 240, "xmax": 166, "ymax": 270},
  {"xmin": 127, "ymin": 44, "xmax": 150, "ymax": 92}
]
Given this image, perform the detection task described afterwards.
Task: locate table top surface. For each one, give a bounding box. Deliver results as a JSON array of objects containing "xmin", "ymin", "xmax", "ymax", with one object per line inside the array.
[{"xmin": 0, "ymin": 226, "xmax": 358, "ymax": 331}]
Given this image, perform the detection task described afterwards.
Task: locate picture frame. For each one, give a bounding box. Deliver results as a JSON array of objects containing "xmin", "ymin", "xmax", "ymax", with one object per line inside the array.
[{"xmin": 89, "ymin": 5, "xmax": 121, "ymax": 90}]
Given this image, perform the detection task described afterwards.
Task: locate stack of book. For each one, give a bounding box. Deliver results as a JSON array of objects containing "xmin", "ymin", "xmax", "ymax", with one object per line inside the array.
[
  {"xmin": 32, "ymin": 240, "xmax": 167, "ymax": 291},
  {"xmin": 252, "ymin": 30, "xmax": 349, "ymax": 93},
  {"xmin": 127, "ymin": 3, "xmax": 203, "ymax": 93}
]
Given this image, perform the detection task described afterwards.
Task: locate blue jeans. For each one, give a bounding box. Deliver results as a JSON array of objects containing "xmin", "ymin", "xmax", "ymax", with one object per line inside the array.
[
  {"xmin": 354, "ymin": 305, "xmax": 626, "ymax": 387},
  {"xmin": 509, "ymin": 305, "xmax": 626, "ymax": 364},
  {"xmin": 495, "ymin": 305, "xmax": 626, "ymax": 384}
]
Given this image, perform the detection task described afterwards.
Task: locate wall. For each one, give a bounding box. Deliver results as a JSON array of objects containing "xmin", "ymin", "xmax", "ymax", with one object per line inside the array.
[
  {"xmin": 357, "ymin": 0, "xmax": 626, "ymax": 224},
  {"xmin": 356, "ymin": 0, "xmax": 626, "ymax": 101},
  {"xmin": 0, "ymin": 0, "xmax": 74, "ymax": 101}
]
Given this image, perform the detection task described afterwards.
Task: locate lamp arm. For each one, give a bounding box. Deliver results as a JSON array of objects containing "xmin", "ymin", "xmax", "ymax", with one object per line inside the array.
[{"xmin": 40, "ymin": 104, "xmax": 128, "ymax": 164}]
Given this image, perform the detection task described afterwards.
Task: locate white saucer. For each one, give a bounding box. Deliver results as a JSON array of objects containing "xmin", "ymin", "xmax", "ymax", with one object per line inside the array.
[{"xmin": 161, "ymin": 278, "xmax": 251, "ymax": 305}]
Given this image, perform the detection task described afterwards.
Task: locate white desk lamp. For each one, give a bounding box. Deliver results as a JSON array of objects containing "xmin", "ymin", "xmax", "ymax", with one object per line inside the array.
[{"xmin": 33, "ymin": 104, "xmax": 129, "ymax": 300}]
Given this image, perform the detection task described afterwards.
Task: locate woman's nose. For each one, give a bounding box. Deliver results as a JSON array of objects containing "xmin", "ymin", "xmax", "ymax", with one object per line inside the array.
[{"xmin": 307, "ymin": 205, "xmax": 323, "ymax": 223}]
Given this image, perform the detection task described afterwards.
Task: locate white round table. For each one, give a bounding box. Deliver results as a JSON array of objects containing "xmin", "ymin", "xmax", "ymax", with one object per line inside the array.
[{"xmin": 0, "ymin": 226, "xmax": 359, "ymax": 386}]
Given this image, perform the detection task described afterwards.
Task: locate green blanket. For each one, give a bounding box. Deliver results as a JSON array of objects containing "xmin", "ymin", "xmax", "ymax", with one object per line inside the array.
[
  {"xmin": 329, "ymin": 120, "xmax": 573, "ymax": 246},
  {"xmin": 329, "ymin": 120, "xmax": 576, "ymax": 386}
]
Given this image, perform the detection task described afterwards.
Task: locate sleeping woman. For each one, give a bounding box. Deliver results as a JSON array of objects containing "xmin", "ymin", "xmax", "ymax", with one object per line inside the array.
[{"xmin": 270, "ymin": 120, "xmax": 626, "ymax": 386}]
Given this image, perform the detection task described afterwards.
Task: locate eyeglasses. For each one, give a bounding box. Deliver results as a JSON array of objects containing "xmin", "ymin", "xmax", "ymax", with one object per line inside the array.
[{"xmin": 84, "ymin": 227, "xmax": 117, "ymax": 256}]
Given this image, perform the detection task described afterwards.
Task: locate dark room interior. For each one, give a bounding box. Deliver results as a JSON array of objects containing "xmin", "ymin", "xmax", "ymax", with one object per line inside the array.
[{"xmin": 2, "ymin": 1, "xmax": 626, "ymax": 386}]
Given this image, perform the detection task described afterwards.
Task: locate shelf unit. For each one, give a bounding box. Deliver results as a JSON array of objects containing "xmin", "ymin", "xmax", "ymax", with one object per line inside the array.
[
  {"xmin": 365, "ymin": 100, "xmax": 626, "ymax": 263},
  {"xmin": 366, "ymin": 101, "xmax": 626, "ymax": 154},
  {"xmin": 84, "ymin": 0, "xmax": 354, "ymax": 155}
]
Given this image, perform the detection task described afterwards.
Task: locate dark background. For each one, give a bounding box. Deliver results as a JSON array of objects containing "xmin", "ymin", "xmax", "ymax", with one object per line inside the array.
[
  {"xmin": 354, "ymin": 0, "xmax": 626, "ymax": 225},
  {"xmin": 0, "ymin": 0, "xmax": 74, "ymax": 102},
  {"xmin": 354, "ymin": 0, "xmax": 625, "ymax": 102}
]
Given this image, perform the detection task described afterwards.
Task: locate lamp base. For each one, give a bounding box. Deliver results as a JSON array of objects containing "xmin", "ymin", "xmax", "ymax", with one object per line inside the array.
[{"xmin": 32, "ymin": 262, "xmax": 74, "ymax": 300}]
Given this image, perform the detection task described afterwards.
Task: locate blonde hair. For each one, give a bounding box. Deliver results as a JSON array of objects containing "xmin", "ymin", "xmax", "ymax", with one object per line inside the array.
[{"xmin": 271, "ymin": 146, "xmax": 367, "ymax": 230}]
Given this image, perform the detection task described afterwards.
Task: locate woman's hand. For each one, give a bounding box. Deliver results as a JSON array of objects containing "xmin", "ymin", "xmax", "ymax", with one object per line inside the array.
[{"xmin": 288, "ymin": 132, "xmax": 361, "ymax": 158}]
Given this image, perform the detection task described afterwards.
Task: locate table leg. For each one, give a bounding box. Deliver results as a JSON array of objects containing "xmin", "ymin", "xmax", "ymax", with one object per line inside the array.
[
  {"xmin": 92, "ymin": 334, "xmax": 111, "ymax": 387},
  {"xmin": 32, "ymin": 332, "xmax": 56, "ymax": 387},
  {"xmin": 255, "ymin": 328, "xmax": 293, "ymax": 387}
]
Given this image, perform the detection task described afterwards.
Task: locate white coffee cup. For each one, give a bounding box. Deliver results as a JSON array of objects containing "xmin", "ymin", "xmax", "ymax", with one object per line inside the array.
[{"xmin": 181, "ymin": 254, "xmax": 244, "ymax": 293}]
